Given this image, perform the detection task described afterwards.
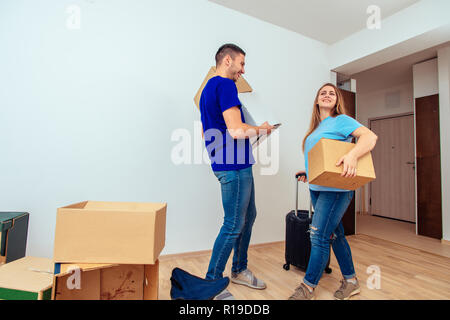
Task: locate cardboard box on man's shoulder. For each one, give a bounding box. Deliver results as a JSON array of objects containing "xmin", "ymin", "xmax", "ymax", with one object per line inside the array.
[
  {"xmin": 53, "ymin": 200, "xmax": 167, "ymax": 265},
  {"xmin": 308, "ymin": 138, "xmax": 376, "ymax": 190},
  {"xmin": 194, "ymin": 66, "xmax": 252, "ymax": 109},
  {"xmin": 52, "ymin": 260, "xmax": 159, "ymax": 300}
]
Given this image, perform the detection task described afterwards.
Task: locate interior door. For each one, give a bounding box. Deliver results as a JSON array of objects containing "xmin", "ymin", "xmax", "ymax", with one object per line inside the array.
[
  {"xmin": 369, "ymin": 115, "xmax": 415, "ymax": 222},
  {"xmin": 415, "ymin": 94, "xmax": 442, "ymax": 239}
]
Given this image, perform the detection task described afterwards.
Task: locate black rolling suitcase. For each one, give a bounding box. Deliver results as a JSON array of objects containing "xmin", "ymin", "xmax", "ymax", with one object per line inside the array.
[{"xmin": 283, "ymin": 173, "xmax": 332, "ymax": 274}]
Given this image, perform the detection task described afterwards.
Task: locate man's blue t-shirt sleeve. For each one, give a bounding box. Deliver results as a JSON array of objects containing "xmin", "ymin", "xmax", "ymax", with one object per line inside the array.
[
  {"xmin": 218, "ymin": 79, "xmax": 241, "ymax": 113},
  {"xmin": 338, "ymin": 115, "xmax": 363, "ymax": 138}
]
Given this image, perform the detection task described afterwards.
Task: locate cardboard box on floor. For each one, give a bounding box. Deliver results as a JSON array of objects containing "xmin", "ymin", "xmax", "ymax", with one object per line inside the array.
[
  {"xmin": 0, "ymin": 256, "xmax": 53, "ymax": 300},
  {"xmin": 308, "ymin": 138, "xmax": 376, "ymax": 190},
  {"xmin": 193, "ymin": 66, "xmax": 252, "ymax": 109},
  {"xmin": 0, "ymin": 212, "xmax": 29, "ymax": 265},
  {"xmin": 53, "ymin": 201, "xmax": 166, "ymax": 265},
  {"xmin": 52, "ymin": 260, "xmax": 159, "ymax": 300}
]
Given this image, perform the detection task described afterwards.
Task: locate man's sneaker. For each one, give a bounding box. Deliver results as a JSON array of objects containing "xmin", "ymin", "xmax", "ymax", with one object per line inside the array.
[
  {"xmin": 231, "ymin": 269, "xmax": 267, "ymax": 290},
  {"xmin": 334, "ymin": 278, "xmax": 361, "ymax": 300},
  {"xmin": 213, "ymin": 289, "xmax": 235, "ymax": 300},
  {"xmin": 288, "ymin": 283, "xmax": 315, "ymax": 300}
]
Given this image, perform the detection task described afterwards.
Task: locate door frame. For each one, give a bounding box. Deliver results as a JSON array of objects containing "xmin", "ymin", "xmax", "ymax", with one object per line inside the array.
[
  {"xmin": 368, "ymin": 112, "xmax": 417, "ymax": 233},
  {"xmin": 340, "ymin": 89, "xmax": 357, "ymax": 236}
]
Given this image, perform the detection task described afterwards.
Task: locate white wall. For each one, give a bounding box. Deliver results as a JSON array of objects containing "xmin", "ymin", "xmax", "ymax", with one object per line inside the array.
[
  {"xmin": 413, "ymin": 59, "xmax": 439, "ymax": 98},
  {"xmin": 0, "ymin": 0, "xmax": 329, "ymax": 258},
  {"xmin": 437, "ymin": 46, "xmax": 450, "ymax": 241},
  {"xmin": 353, "ymin": 66, "xmax": 414, "ymax": 127}
]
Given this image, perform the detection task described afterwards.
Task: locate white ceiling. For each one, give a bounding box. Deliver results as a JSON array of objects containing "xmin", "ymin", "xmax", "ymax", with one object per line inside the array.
[{"xmin": 209, "ymin": 0, "xmax": 421, "ymax": 44}]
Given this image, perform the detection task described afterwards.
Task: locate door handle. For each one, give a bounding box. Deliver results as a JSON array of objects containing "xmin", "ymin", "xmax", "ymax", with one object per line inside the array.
[{"xmin": 406, "ymin": 161, "xmax": 415, "ymax": 165}]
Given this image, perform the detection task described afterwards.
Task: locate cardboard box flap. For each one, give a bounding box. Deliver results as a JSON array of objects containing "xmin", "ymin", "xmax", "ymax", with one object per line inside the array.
[
  {"xmin": 82, "ymin": 201, "xmax": 166, "ymax": 212},
  {"xmin": 56, "ymin": 263, "xmax": 118, "ymax": 277},
  {"xmin": 194, "ymin": 66, "xmax": 252, "ymax": 109},
  {"xmin": 62, "ymin": 201, "xmax": 89, "ymax": 209},
  {"xmin": 100, "ymin": 264, "xmax": 144, "ymax": 300},
  {"xmin": 0, "ymin": 257, "xmax": 53, "ymax": 292}
]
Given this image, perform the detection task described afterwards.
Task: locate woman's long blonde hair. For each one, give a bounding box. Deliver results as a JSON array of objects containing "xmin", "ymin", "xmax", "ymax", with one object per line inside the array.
[{"xmin": 302, "ymin": 83, "xmax": 347, "ymax": 152}]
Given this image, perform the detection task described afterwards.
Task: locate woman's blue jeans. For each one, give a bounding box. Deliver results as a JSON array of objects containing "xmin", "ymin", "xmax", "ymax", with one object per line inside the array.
[
  {"xmin": 303, "ymin": 190, "xmax": 357, "ymax": 288},
  {"xmin": 206, "ymin": 166, "xmax": 256, "ymax": 280}
]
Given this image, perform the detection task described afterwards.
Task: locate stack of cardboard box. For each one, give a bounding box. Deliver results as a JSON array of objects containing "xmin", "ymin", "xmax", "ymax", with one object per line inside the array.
[{"xmin": 52, "ymin": 200, "xmax": 167, "ymax": 300}]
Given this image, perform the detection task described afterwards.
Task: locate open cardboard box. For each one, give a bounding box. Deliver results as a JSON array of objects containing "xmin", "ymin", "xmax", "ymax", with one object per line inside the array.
[
  {"xmin": 52, "ymin": 260, "xmax": 159, "ymax": 300},
  {"xmin": 53, "ymin": 201, "xmax": 166, "ymax": 265},
  {"xmin": 0, "ymin": 256, "xmax": 53, "ymax": 300},
  {"xmin": 194, "ymin": 66, "xmax": 252, "ymax": 109},
  {"xmin": 308, "ymin": 138, "xmax": 376, "ymax": 190}
]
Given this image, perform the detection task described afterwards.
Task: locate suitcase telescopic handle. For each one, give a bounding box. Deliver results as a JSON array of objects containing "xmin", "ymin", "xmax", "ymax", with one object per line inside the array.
[
  {"xmin": 295, "ymin": 172, "xmax": 306, "ymax": 179},
  {"xmin": 295, "ymin": 173, "xmax": 312, "ymax": 219}
]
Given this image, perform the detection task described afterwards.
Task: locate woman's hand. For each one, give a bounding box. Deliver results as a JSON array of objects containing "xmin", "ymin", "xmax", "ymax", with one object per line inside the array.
[
  {"xmin": 295, "ymin": 170, "xmax": 308, "ymax": 183},
  {"xmin": 336, "ymin": 153, "xmax": 358, "ymax": 178}
]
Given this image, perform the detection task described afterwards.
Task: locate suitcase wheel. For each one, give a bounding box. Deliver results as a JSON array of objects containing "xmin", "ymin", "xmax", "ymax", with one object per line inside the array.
[
  {"xmin": 325, "ymin": 267, "xmax": 332, "ymax": 274},
  {"xmin": 283, "ymin": 263, "xmax": 290, "ymax": 271}
]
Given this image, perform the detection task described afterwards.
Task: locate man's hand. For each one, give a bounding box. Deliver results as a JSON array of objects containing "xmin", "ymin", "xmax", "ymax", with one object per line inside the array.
[
  {"xmin": 223, "ymin": 107, "xmax": 272, "ymax": 139},
  {"xmin": 336, "ymin": 153, "xmax": 358, "ymax": 178},
  {"xmin": 259, "ymin": 121, "xmax": 274, "ymax": 135}
]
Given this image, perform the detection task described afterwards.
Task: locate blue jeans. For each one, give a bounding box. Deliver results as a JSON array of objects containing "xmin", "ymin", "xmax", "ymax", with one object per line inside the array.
[
  {"xmin": 206, "ymin": 166, "xmax": 257, "ymax": 280},
  {"xmin": 303, "ymin": 190, "xmax": 356, "ymax": 288}
]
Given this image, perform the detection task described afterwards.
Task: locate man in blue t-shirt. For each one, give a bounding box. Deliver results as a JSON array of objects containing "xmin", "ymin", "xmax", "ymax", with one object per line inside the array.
[{"xmin": 200, "ymin": 44, "xmax": 274, "ymax": 299}]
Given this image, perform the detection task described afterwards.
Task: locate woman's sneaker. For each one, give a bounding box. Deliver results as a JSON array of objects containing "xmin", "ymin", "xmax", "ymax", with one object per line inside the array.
[
  {"xmin": 231, "ymin": 269, "xmax": 267, "ymax": 290},
  {"xmin": 288, "ymin": 283, "xmax": 315, "ymax": 300},
  {"xmin": 334, "ymin": 278, "xmax": 361, "ymax": 300}
]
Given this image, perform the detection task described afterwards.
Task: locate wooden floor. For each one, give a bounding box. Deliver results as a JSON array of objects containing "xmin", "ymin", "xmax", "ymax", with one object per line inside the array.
[
  {"xmin": 159, "ymin": 234, "xmax": 450, "ymax": 300},
  {"xmin": 357, "ymin": 214, "xmax": 450, "ymax": 258}
]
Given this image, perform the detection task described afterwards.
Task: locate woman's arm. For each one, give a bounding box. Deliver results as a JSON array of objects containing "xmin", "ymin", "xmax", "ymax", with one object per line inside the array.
[{"xmin": 336, "ymin": 126, "xmax": 378, "ymax": 178}]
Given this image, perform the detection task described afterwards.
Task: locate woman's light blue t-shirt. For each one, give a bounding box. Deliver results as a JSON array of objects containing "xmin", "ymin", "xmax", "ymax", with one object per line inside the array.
[{"xmin": 304, "ymin": 114, "xmax": 363, "ymax": 192}]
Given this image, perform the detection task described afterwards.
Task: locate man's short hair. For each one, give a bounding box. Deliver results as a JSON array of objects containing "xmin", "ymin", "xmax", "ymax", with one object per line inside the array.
[{"xmin": 215, "ymin": 44, "xmax": 246, "ymax": 66}]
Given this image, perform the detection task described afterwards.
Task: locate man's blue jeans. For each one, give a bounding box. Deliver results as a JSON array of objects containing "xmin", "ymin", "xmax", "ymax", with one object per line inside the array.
[
  {"xmin": 303, "ymin": 190, "xmax": 357, "ymax": 288},
  {"xmin": 206, "ymin": 166, "xmax": 256, "ymax": 280}
]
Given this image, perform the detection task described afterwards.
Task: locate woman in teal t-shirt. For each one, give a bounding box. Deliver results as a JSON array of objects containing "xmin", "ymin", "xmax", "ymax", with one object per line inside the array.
[{"xmin": 289, "ymin": 83, "xmax": 378, "ymax": 300}]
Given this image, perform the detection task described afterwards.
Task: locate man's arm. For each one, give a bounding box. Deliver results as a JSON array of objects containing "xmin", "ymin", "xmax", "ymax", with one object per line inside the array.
[{"xmin": 222, "ymin": 106, "xmax": 273, "ymax": 139}]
